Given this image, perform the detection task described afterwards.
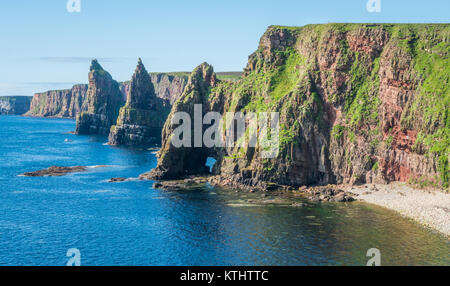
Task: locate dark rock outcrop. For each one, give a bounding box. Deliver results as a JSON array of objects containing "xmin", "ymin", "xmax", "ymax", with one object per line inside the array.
[
  {"xmin": 108, "ymin": 59, "xmax": 171, "ymax": 146},
  {"xmin": 21, "ymin": 166, "xmax": 87, "ymax": 177},
  {"xmin": 75, "ymin": 60, "xmax": 125, "ymax": 135},
  {"xmin": 150, "ymin": 73, "xmax": 188, "ymax": 104},
  {"xmin": 25, "ymin": 85, "xmax": 88, "ymax": 118},
  {"xmin": 0, "ymin": 96, "xmax": 32, "ymax": 115},
  {"xmin": 142, "ymin": 24, "xmax": 450, "ymax": 189}
]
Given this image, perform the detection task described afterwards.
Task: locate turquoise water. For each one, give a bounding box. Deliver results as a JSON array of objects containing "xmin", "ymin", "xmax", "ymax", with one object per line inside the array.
[{"xmin": 0, "ymin": 116, "xmax": 448, "ymax": 266}]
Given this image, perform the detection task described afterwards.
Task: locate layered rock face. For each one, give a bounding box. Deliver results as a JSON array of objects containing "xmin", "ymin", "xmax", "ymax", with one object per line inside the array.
[
  {"xmin": 150, "ymin": 73, "xmax": 187, "ymax": 104},
  {"xmin": 75, "ymin": 60, "xmax": 125, "ymax": 135},
  {"xmin": 25, "ymin": 85, "xmax": 88, "ymax": 118},
  {"xmin": 120, "ymin": 73, "xmax": 187, "ymax": 105},
  {"xmin": 26, "ymin": 74, "xmax": 185, "ymax": 119},
  {"xmin": 144, "ymin": 24, "xmax": 449, "ymax": 188},
  {"xmin": 141, "ymin": 63, "xmax": 217, "ymax": 179},
  {"xmin": 0, "ymin": 96, "xmax": 32, "ymax": 115},
  {"xmin": 108, "ymin": 59, "xmax": 171, "ymax": 146}
]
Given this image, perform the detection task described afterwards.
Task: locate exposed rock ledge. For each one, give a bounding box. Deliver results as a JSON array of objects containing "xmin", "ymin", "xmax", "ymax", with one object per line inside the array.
[
  {"xmin": 20, "ymin": 166, "xmax": 87, "ymax": 177},
  {"xmin": 20, "ymin": 165, "xmax": 107, "ymax": 177},
  {"xmin": 145, "ymin": 174, "xmax": 357, "ymax": 203}
]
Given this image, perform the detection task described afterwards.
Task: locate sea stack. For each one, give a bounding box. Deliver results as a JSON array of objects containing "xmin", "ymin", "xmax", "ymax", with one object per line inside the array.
[
  {"xmin": 108, "ymin": 59, "xmax": 171, "ymax": 146},
  {"xmin": 140, "ymin": 62, "xmax": 217, "ymax": 180},
  {"xmin": 75, "ymin": 59, "xmax": 125, "ymax": 135}
]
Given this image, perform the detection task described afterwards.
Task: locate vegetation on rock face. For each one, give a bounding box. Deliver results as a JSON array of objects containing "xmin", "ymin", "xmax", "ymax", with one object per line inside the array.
[
  {"xmin": 146, "ymin": 24, "xmax": 449, "ymax": 189},
  {"xmin": 401, "ymin": 33, "xmax": 450, "ymax": 187}
]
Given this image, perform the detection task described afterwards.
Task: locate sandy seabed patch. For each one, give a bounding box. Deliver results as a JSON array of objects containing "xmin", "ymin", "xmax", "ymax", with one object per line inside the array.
[{"xmin": 344, "ymin": 182, "xmax": 450, "ymax": 237}]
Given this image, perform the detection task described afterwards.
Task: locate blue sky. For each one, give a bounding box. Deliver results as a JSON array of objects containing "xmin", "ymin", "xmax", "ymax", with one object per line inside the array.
[{"xmin": 0, "ymin": 0, "xmax": 449, "ymax": 96}]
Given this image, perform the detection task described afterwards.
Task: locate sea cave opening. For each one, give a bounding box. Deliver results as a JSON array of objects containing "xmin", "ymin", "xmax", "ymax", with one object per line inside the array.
[{"xmin": 205, "ymin": 157, "xmax": 217, "ymax": 173}]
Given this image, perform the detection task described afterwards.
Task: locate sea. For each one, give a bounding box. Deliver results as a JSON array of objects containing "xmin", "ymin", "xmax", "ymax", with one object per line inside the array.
[{"xmin": 0, "ymin": 116, "xmax": 448, "ymax": 266}]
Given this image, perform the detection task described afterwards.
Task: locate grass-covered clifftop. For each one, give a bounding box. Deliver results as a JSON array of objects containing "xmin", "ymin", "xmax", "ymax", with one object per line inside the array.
[{"xmin": 147, "ymin": 23, "xmax": 449, "ymax": 189}]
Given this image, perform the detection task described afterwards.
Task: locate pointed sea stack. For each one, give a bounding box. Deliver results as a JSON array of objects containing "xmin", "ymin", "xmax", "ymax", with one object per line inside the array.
[
  {"xmin": 140, "ymin": 62, "xmax": 217, "ymax": 180},
  {"xmin": 141, "ymin": 24, "xmax": 450, "ymax": 189},
  {"xmin": 108, "ymin": 59, "xmax": 171, "ymax": 146},
  {"xmin": 75, "ymin": 60, "xmax": 125, "ymax": 135}
]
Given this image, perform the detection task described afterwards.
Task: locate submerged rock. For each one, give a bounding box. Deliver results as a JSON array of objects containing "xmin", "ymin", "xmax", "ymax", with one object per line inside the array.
[
  {"xmin": 151, "ymin": 177, "xmax": 208, "ymax": 191},
  {"xmin": 301, "ymin": 186, "xmax": 356, "ymax": 202}
]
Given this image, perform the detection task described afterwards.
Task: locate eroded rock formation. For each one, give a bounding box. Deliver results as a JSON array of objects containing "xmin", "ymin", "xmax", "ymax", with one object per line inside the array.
[
  {"xmin": 140, "ymin": 63, "xmax": 217, "ymax": 179},
  {"xmin": 108, "ymin": 59, "xmax": 171, "ymax": 146},
  {"xmin": 26, "ymin": 74, "xmax": 186, "ymax": 119},
  {"xmin": 75, "ymin": 60, "xmax": 125, "ymax": 135},
  {"xmin": 143, "ymin": 24, "xmax": 449, "ymax": 189}
]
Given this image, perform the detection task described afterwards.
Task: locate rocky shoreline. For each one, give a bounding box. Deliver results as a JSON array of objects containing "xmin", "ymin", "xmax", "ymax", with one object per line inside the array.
[
  {"xmin": 21, "ymin": 165, "xmax": 449, "ymax": 236},
  {"xmin": 207, "ymin": 175, "xmax": 357, "ymax": 202},
  {"xmin": 148, "ymin": 174, "xmax": 357, "ymax": 203},
  {"xmin": 147, "ymin": 175, "xmax": 449, "ymax": 236}
]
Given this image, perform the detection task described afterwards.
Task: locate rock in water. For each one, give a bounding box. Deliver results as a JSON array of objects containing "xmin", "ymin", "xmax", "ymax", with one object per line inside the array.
[
  {"xmin": 140, "ymin": 24, "xmax": 450, "ymax": 189},
  {"xmin": 21, "ymin": 166, "xmax": 87, "ymax": 177},
  {"xmin": 108, "ymin": 59, "xmax": 171, "ymax": 147},
  {"xmin": 108, "ymin": 177, "xmax": 127, "ymax": 183},
  {"xmin": 25, "ymin": 84, "xmax": 88, "ymax": 118},
  {"xmin": 75, "ymin": 59, "xmax": 125, "ymax": 135}
]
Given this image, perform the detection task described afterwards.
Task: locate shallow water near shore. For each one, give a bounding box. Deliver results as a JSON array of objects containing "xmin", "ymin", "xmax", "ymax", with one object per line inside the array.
[{"xmin": 0, "ymin": 116, "xmax": 448, "ymax": 266}]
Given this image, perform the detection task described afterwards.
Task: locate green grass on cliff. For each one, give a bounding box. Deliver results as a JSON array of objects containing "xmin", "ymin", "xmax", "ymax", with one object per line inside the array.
[
  {"xmin": 270, "ymin": 48, "xmax": 305, "ymax": 102},
  {"xmin": 236, "ymin": 48, "xmax": 306, "ymax": 113},
  {"xmin": 345, "ymin": 55, "xmax": 381, "ymax": 128},
  {"xmin": 396, "ymin": 27, "xmax": 450, "ymax": 187},
  {"xmin": 413, "ymin": 56, "xmax": 449, "ymax": 186},
  {"xmin": 207, "ymin": 24, "xmax": 449, "ymax": 187}
]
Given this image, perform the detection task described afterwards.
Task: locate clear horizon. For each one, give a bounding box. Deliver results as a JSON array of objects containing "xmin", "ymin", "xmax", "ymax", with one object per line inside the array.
[{"xmin": 0, "ymin": 0, "xmax": 449, "ymax": 96}]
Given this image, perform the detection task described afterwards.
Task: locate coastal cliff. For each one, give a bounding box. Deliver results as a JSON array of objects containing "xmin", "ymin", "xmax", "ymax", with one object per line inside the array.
[
  {"xmin": 108, "ymin": 59, "xmax": 171, "ymax": 146},
  {"xmin": 75, "ymin": 60, "xmax": 125, "ymax": 135},
  {"xmin": 26, "ymin": 73, "xmax": 186, "ymax": 119},
  {"xmin": 25, "ymin": 85, "xmax": 88, "ymax": 118},
  {"xmin": 150, "ymin": 73, "xmax": 188, "ymax": 104},
  {"xmin": 0, "ymin": 96, "xmax": 32, "ymax": 115},
  {"xmin": 142, "ymin": 63, "xmax": 217, "ymax": 179},
  {"xmin": 142, "ymin": 24, "xmax": 449, "ymax": 189}
]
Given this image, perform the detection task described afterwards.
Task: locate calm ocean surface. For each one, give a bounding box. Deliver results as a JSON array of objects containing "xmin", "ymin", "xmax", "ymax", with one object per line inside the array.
[{"xmin": 0, "ymin": 116, "xmax": 448, "ymax": 266}]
